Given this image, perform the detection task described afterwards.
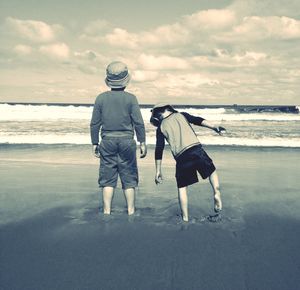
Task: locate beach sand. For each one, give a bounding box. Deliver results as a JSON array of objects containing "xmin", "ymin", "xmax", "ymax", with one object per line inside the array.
[{"xmin": 1, "ymin": 145, "xmax": 300, "ymax": 290}]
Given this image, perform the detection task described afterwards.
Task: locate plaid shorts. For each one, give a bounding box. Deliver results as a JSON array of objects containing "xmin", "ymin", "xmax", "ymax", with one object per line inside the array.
[
  {"xmin": 99, "ymin": 137, "xmax": 138, "ymax": 189},
  {"xmin": 175, "ymin": 145, "xmax": 216, "ymax": 188}
]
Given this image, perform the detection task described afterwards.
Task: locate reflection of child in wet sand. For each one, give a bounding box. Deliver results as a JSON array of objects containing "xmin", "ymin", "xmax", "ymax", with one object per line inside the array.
[{"xmin": 150, "ymin": 103, "xmax": 225, "ymax": 222}]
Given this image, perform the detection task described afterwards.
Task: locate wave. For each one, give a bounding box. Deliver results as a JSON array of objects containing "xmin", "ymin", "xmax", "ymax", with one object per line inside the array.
[
  {"xmin": 1, "ymin": 133, "xmax": 300, "ymax": 148},
  {"xmin": 0, "ymin": 104, "xmax": 299, "ymax": 122},
  {"xmin": 2, "ymin": 102, "xmax": 299, "ymax": 113},
  {"xmin": 181, "ymin": 108, "xmax": 300, "ymax": 121},
  {"xmin": 0, "ymin": 104, "xmax": 92, "ymax": 121}
]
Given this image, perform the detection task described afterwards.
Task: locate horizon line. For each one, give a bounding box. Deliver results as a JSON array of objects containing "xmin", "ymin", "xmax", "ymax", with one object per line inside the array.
[{"xmin": 0, "ymin": 102, "xmax": 299, "ymax": 108}]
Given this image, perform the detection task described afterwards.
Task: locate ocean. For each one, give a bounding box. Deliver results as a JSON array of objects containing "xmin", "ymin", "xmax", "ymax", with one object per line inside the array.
[{"xmin": 0, "ymin": 103, "xmax": 299, "ymax": 147}]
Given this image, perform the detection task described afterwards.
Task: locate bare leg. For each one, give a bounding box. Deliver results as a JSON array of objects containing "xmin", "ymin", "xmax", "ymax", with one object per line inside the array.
[
  {"xmin": 178, "ymin": 187, "xmax": 189, "ymax": 222},
  {"xmin": 209, "ymin": 171, "xmax": 222, "ymax": 212},
  {"xmin": 123, "ymin": 187, "xmax": 135, "ymax": 215},
  {"xmin": 102, "ymin": 186, "xmax": 114, "ymax": 215}
]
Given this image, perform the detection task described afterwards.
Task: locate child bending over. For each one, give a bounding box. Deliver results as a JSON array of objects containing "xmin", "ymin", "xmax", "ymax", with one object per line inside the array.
[{"xmin": 150, "ymin": 103, "xmax": 225, "ymax": 222}]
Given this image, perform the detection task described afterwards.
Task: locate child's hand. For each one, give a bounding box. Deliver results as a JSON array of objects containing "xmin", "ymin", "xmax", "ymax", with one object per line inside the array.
[
  {"xmin": 140, "ymin": 142, "xmax": 147, "ymax": 158},
  {"xmin": 155, "ymin": 172, "xmax": 163, "ymax": 185},
  {"xmin": 93, "ymin": 144, "xmax": 100, "ymax": 158},
  {"xmin": 214, "ymin": 126, "xmax": 226, "ymax": 135}
]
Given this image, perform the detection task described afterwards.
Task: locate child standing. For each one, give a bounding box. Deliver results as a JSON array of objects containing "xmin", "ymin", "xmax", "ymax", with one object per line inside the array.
[
  {"xmin": 90, "ymin": 61, "xmax": 147, "ymax": 216},
  {"xmin": 150, "ymin": 103, "xmax": 225, "ymax": 222}
]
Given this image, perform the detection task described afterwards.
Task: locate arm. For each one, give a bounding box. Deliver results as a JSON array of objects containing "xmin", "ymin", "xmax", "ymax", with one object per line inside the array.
[
  {"xmin": 201, "ymin": 120, "xmax": 226, "ymax": 134},
  {"xmin": 181, "ymin": 112, "xmax": 225, "ymax": 134},
  {"xmin": 130, "ymin": 96, "xmax": 147, "ymax": 158},
  {"xmin": 181, "ymin": 112, "xmax": 205, "ymax": 126},
  {"xmin": 154, "ymin": 127, "xmax": 165, "ymax": 184},
  {"xmin": 90, "ymin": 97, "xmax": 102, "ymax": 157},
  {"xmin": 155, "ymin": 160, "xmax": 163, "ymax": 184}
]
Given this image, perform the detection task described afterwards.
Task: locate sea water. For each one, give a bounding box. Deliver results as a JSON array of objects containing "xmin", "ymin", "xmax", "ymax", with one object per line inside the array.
[{"xmin": 0, "ymin": 103, "xmax": 299, "ymax": 147}]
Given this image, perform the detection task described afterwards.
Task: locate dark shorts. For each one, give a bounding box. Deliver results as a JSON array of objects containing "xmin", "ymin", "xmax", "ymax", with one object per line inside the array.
[
  {"xmin": 99, "ymin": 137, "xmax": 138, "ymax": 189},
  {"xmin": 175, "ymin": 145, "xmax": 216, "ymax": 188}
]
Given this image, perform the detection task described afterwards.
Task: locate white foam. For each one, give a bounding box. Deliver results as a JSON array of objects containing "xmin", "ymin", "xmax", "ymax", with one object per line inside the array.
[
  {"xmin": 1, "ymin": 104, "xmax": 299, "ymax": 122},
  {"xmin": 0, "ymin": 104, "xmax": 93, "ymax": 121},
  {"xmin": 181, "ymin": 108, "xmax": 300, "ymax": 121},
  {"xmin": 0, "ymin": 133, "xmax": 90, "ymax": 144},
  {"xmin": 199, "ymin": 136, "xmax": 300, "ymax": 147},
  {"xmin": 1, "ymin": 133, "xmax": 300, "ymax": 148}
]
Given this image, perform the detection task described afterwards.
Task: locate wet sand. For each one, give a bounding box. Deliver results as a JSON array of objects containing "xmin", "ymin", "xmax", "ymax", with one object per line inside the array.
[{"xmin": 1, "ymin": 145, "xmax": 300, "ymax": 290}]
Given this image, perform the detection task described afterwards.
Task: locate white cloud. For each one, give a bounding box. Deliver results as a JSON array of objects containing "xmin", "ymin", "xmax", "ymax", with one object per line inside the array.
[
  {"xmin": 232, "ymin": 16, "xmax": 300, "ymax": 40},
  {"xmin": 132, "ymin": 70, "xmax": 159, "ymax": 82},
  {"xmin": 215, "ymin": 50, "xmax": 267, "ymax": 64},
  {"xmin": 105, "ymin": 28, "xmax": 138, "ymax": 49},
  {"xmin": 151, "ymin": 73, "xmax": 220, "ymax": 98},
  {"xmin": 138, "ymin": 54, "xmax": 190, "ymax": 70},
  {"xmin": 233, "ymin": 51, "xmax": 267, "ymax": 63},
  {"xmin": 90, "ymin": 9, "xmax": 236, "ymax": 50},
  {"xmin": 141, "ymin": 23, "xmax": 189, "ymax": 46},
  {"xmin": 184, "ymin": 9, "xmax": 236, "ymax": 30},
  {"xmin": 74, "ymin": 50, "xmax": 97, "ymax": 60},
  {"xmin": 14, "ymin": 44, "xmax": 32, "ymax": 55},
  {"xmin": 39, "ymin": 43, "xmax": 70, "ymax": 59},
  {"xmin": 6, "ymin": 17, "xmax": 62, "ymax": 42},
  {"xmin": 163, "ymin": 73, "xmax": 220, "ymax": 88},
  {"xmin": 74, "ymin": 50, "xmax": 108, "ymax": 75},
  {"xmin": 2, "ymin": 3, "xmax": 300, "ymax": 104}
]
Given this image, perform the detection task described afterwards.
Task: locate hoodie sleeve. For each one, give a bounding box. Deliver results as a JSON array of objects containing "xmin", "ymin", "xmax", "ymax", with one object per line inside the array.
[
  {"xmin": 155, "ymin": 126, "xmax": 165, "ymax": 160},
  {"xmin": 90, "ymin": 96, "xmax": 102, "ymax": 145},
  {"xmin": 181, "ymin": 112, "xmax": 205, "ymax": 126},
  {"xmin": 130, "ymin": 95, "xmax": 146, "ymax": 143}
]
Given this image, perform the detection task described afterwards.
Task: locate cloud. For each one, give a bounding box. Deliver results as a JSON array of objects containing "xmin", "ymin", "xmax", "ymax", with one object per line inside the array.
[
  {"xmin": 138, "ymin": 54, "xmax": 190, "ymax": 70},
  {"xmin": 86, "ymin": 8, "xmax": 236, "ymax": 50},
  {"xmin": 39, "ymin": 43, "xmax": 70, "ymax": 59},
  {"xmin": 141, "ymin": 23, "xmax": 189, "ymax": 46},
  {"xmin": 184, "ymin": 9, "xmax": 236, "ymax": 30},
  {"xmin": 74, "ymin": 50, "xmax": 108, "ymax": 75},
  {"xmin": 132, "ymin": 70, "xmax": 159, "ymax": 82},
  {"xmin": 233, "ymin": 51, "xmax": 267, "ymax": 64},
  {"xmin": 162, "ymin": 73, "xmax": 220, "ymax": 88},
  {"xmin": 151, "ymin": 72, "xmax": 220, "ymax": 99},
  {"xmin": 5, "ymin": 17, "xmax": 62, "ymax": 43},
  {"xmin": 14, "ymin": 44, "xmax": 32, "ymax": 55},
  {"xmin": 74, "ymin": 50, "xmax": 97, "ymax": 60},
  {"xmin": 104, "ymin": 28, "xmax": 139, "ymax": 49},
  {"xmin": 227, "ymin": 16, "xmax": 300, "ymax": 41},
  {"xmin": 1, "ymin": 2, "xmax": 300, "ymax": 104},
  {"xmin": 206, "ymin": 50, "xmax": 268, "ymax": 66}
]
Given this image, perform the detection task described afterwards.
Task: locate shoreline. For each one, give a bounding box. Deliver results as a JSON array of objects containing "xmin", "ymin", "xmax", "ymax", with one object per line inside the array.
[{"xmin": 1, "ymin": 142, "xmax": 300, "ymax": 151}]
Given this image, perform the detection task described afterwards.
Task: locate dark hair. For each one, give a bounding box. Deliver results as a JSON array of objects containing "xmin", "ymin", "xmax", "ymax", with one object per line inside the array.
[{"xmin": 150, "ymin": 105, "xmax": 177, "ymax": 127}]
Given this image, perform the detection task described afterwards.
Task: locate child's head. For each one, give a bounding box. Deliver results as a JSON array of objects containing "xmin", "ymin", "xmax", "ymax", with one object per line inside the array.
[
  {"xmin": 150, "ymin": 103, "xmax": 177, "ymax": 127},
  {"xmin": 105, "ymin": 61, "xmax": 130, "ymax": 89}
]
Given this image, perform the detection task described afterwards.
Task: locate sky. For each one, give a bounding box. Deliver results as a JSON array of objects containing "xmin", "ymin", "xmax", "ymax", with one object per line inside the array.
[{"xmin": 0, "ymin": 0, "xmax": 300, "ymax": 105}]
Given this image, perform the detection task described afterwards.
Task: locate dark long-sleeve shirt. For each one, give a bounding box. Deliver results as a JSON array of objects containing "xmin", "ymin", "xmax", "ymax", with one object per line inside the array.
[
  {"xmin": 155, "ymin": 112, "xmax": 204, "ymax": 159},
  {"xmin": 90, "ymin": 91, "xmax": 146, "ymax": 144}
]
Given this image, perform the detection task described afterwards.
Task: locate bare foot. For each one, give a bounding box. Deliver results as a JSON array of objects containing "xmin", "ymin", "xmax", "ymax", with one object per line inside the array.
[
  {"xmin": 182, "ymin": 215, "xmax": 189, "ymax": 222},
  {"xmin": 214, "ymin": 194, "xmax": 222, "ymax": 213},
  {"xmin": 128, "ymin": 209, "xmax": 135, "ymax": 216}
]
